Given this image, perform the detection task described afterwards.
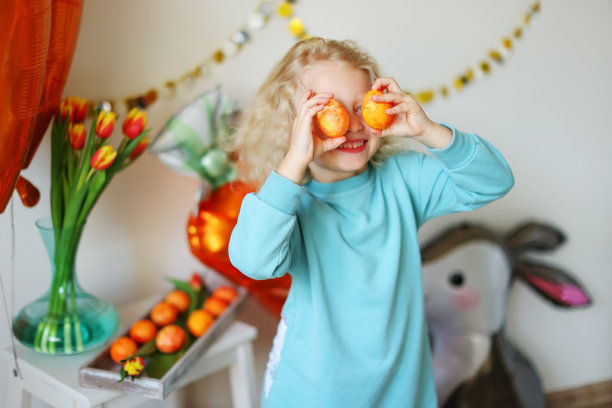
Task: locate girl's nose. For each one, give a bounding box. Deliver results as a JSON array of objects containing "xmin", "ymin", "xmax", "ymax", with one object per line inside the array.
[{"xmin": 347, "ymin": 111, "xmax": 364, "ymax": 133}]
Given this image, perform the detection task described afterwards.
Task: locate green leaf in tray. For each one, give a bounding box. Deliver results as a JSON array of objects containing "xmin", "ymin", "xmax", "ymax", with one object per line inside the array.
[
  {"xmin": 145, "ymin": 335, "xmax": 194, "ymax": 379},
  {"xmin": 165, "ymin": 276, "xmax": 211, "ymax": 315},
  {"xmin": 124, "ymin": 339, "xmax": 157, "ymax": 361}
]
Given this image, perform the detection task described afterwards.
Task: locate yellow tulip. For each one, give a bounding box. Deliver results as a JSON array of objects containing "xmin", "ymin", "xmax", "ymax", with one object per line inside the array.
[
  {"xmin": 122, "ymin": 108, "xmax": 147, "ymax": 139},
  {"xmin": 90, "ymin": 145, "xmax": 117, "ymax": 170},
  {"xmin": 96, "ymin": 111, "xmax": 117, "ymax": 139}
]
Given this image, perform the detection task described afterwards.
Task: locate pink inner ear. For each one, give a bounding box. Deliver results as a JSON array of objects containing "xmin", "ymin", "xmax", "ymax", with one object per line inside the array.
[{"xmin": 525, "ymin": 275, "xmax": 590, "ymax": 306}]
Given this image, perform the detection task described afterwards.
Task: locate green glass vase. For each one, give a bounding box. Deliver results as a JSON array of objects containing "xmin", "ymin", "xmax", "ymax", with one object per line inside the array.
[{"xmin": 12, "ymin": 216, "xmax": 119, "ymax": 355}]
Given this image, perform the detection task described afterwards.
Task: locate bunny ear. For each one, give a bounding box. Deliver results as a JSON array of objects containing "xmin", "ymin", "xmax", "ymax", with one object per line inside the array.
[
  {"xmin": 516, "ymin": 260, "xmax": 591, "ymax": 308},
  {"xmin": 421, "ymin": 222, "xmax": 500, "ymax": 262},
  {"xmin": 505, "ymin": 222, "xmax": 566, "ymax": 254}
]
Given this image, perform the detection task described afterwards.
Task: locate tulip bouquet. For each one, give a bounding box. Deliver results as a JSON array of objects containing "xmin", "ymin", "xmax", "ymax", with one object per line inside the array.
[
  {"xmin": 50, "ymin": 99, "xmax": 149, "ymax": 230},
  {"xmin": 34, "ymin": 98, "xmax": 149, "ymax": 354}
]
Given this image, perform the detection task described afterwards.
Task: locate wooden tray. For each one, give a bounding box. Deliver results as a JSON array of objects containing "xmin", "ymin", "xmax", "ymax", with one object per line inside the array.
[{"xmin": 78, "ymin": 272, "xmax": 248, "ymax": 399}]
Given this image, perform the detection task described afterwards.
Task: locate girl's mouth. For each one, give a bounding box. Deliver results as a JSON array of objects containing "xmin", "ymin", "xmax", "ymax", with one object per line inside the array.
[{"xmin": 337, "ymin": 139, "xmax": 367, "ymax": 153}]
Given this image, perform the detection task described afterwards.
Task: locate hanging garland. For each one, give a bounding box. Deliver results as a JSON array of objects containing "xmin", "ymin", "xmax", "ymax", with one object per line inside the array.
[
  {"xmin": 282, "ymin": 1, "xmax": 542, "ymax": 104},
  {"xmin": 407, "ymin": 1, "xmax": 541, "ymax": 103},
  {"xmin": 88, "ymin": 0, "xmax": 298, "ymax": 114},
  {"xmin": 88, "ymin": 0, "xmax": 541, "ymax": 113}
]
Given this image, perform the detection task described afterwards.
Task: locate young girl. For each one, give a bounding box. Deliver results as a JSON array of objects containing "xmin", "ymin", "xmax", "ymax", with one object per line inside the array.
[{"xmin": 227, "ymin": 37, "xmax": 513, "ymax": 408}]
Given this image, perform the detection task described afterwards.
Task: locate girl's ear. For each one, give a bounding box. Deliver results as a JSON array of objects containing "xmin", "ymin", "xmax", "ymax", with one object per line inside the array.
[
  {"xmin": 515, "ymin": 260, "xmax": 591, "ymax": 308},
  {"xmin": 505, "ymin": 222, "xmax": 566, "ymax": 254}
]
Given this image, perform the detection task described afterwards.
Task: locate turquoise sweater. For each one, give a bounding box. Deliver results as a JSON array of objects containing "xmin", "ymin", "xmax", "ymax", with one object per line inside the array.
[{"xmin": 229, "ymin": 125, "xmax": 514, "ymax": 407}]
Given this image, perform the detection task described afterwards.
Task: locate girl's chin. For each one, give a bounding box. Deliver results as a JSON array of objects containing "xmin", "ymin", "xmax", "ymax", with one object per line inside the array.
[
  {"xmin": 309, "ymin": 161, "xmax": 369, "ymax": 182},
  {"xmin": 334, "ymin": 161, "xmax": 369, "ymax": 176}
]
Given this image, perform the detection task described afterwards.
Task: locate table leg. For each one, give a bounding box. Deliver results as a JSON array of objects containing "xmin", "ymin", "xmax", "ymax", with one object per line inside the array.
[
  {"xmin": 229, "ymin": 342, "xmax": 257, "ymax": 408},
  {"xmin": 7, "ymin": 367, "xmax": 31, "ymax": 408},
  {"xmin": 166, "ymin": 386, "xmax": 186, "ymax": 408}
]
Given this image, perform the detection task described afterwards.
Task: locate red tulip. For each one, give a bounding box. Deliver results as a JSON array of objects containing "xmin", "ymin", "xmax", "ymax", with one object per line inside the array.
[
  {"xmin": 122, "ymin": 108, "xmax": 147, "ymax": 139},
  {"xmin": 189, "ymin": 273, "xmax": 203, "ymax": 290},
  {"xmin": 122, "ymin": 356, "xmax": 145, "ymax": 376},
  {"xmin": 69, "ymin": 123, "xmax": 86, "ymax": 150},
  {"xmin": 129, "ymin": 136, "xmax": 148, "ymax": 159},
  {"xmin": 95, "ymin": 110, "xmax": 116, "ymax": 139},
  {"xmin": 90, "ymin": 145, "xmax": 117, "ymax": 170},
  {"xmin": 59, "ymin": 98, "xmax": 73, "ymax": 123},
  {"xmin": 70, "ymin": 97, "xmax": 88, "ymax": 123}
]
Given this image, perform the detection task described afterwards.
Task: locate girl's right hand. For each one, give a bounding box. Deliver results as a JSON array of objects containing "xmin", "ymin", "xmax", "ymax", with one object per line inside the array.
[{"xmin": 277, "ymin": 90, "xmax": 346, "ymax": 184}]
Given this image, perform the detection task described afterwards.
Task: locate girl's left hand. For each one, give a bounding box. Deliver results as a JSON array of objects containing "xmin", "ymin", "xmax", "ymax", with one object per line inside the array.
[{"xmin": 369, "ymin": 77, "xmax": 433, "ymax": 139}]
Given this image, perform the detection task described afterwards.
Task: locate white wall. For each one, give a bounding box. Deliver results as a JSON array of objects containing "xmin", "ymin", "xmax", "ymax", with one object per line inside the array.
[{"xmin": 1, "ymin": 0, "xmax": 610, "ymax": 406}]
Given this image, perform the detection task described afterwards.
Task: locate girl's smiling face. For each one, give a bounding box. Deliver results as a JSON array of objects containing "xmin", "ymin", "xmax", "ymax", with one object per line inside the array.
[{"xmin": 301, "ymin": 62, "xmax": 381, "ymax": 183}]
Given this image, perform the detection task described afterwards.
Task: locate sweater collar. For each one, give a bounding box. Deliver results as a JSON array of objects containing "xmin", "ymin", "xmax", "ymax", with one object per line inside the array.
[{"xmin": 305, "ymin": 165, "xmax": 373, "ymax": 196}]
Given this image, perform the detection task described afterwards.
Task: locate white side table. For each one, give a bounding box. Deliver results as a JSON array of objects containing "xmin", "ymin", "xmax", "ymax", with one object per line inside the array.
[{"xmin": 2, "ymin": 297, "xmax": 258, "ymax": 408}]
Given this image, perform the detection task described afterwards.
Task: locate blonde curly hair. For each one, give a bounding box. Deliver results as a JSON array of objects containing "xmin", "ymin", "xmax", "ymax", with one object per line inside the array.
[{"xmin": 225, "ymin": 37, "xmax": 408, "ymax": 189}]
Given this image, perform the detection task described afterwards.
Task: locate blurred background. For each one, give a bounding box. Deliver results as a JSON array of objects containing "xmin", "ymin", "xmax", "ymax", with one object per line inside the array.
[{"xmin": 1, "ymin": 0, "xmax": 610, "ymax": 406}]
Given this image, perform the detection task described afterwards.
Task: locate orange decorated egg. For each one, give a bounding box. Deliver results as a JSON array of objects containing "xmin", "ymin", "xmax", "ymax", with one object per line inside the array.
[
  {"xmin": 165, "ymin": 289, "xmax": 191, "ymax": 313},
  {"xmin": 315, "ymin": 99, "xmax": 349, "ymax": 138},
  {"xmin": 155, "ymin": 325, "xmax": 186, "ymax": 354},
  {"xmin": 212, "ymin": 286, "xmax": 239, "ymax": 303},
  {"xmin": 187, "ymin": 309, "xmax": 215, "ymax": 337},
  {"xmin": 110, "ymin": 336, "xmax": 138, "ymax": 364},
  {"xmin": 129, "ymin": 319, "xmax": 158, "ymax": 345},
  {"xmin": 150, "ymin": 301, "xmax": 179, "ymax": 326},
  {"xmin": 361, "ymin": 90, "xmax": 393, "ymax": 130},
  {"xmin": 203, "ymin": 296, "xmax": 228, "ymax": 318}
]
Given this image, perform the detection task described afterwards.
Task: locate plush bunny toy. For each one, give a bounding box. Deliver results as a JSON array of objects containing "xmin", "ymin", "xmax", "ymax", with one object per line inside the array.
[{"xmin": 421, "ymin": 222, "xmax": 591, "ymax": 408}]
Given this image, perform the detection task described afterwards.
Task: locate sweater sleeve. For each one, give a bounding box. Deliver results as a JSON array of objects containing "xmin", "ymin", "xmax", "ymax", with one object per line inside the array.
[
  {"xmin": 402, "ymin": 124, "xmax": 514, "ymax": 226},
  {"xmin": 228, "ymin": 171, "xmax": 304, "ymax": 280}
]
